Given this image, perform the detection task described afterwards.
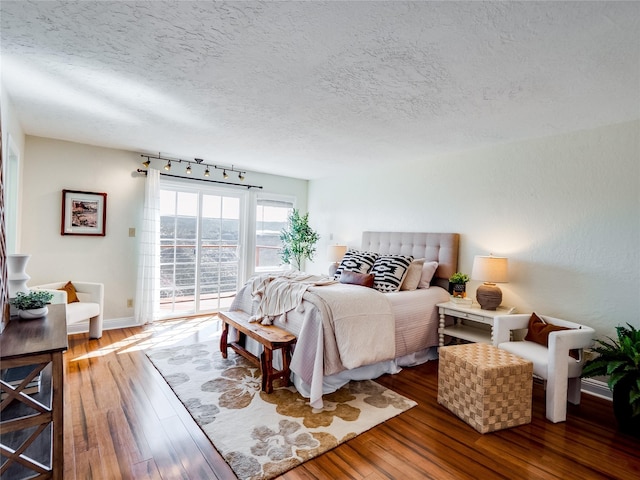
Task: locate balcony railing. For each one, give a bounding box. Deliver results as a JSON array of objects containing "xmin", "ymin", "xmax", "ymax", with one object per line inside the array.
[{"xmin": 158, "ymin": 243, "xmax": 283, "ymax": 313}]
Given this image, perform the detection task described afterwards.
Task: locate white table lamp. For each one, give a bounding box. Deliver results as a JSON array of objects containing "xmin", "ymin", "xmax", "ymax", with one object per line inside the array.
[
  {"xmin": 327, "ymin": 244, "xmax": 347, "ymax": 267},
  {"xmin": 472, "ymin": 255, "xmax": 508, "ymax": 310}
]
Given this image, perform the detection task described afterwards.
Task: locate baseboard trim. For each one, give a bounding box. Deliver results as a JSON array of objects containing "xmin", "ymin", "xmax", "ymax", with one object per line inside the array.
[
  {"xmin": 67, "ymin": 316, "xmax": 138, "ymax": 335},
  {"xmin": 582, "ymin": 378, "xmax": 612, "ymax": 401}
]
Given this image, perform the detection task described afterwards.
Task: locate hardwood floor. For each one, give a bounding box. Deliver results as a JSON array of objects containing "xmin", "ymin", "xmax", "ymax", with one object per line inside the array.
[{"xmin": 61, "ymin": 317, "xmax": 640, "ymax": 480}]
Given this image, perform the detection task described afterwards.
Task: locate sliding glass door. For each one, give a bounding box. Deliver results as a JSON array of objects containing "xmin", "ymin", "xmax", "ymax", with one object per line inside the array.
[{"xmin": 159, "ymin": 182, "xmax": 244, "ymax": 316}]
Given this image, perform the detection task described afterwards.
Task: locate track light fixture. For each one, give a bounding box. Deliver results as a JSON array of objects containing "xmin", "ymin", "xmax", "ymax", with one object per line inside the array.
[
  {"xmin": 214, "ymin": 164, "xmax": 246, "ymax": 180},
  {"xmin": 139, "ymin": 154, "xmax": 249, "ymax": 184}
]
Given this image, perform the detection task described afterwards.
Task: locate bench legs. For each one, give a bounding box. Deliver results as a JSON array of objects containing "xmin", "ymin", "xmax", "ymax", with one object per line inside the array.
[
  {"xmin": 220, "ymin": 320, "xmax": 229, "ymax": 359},
  {"xmin": 261, "ymin": 348, "xmax": 272, "ymax": 393},
  {"xmin": 219, "ymin": 319, "xmax": 293, "ymax": 393},
  {"xmin": 260, "ymin": 346, "xmax": 292, "ymax": 394}
]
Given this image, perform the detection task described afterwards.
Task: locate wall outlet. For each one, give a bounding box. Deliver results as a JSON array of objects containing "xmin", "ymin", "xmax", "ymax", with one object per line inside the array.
[
  {"xmin": 127, "ymin": 298, "xmax": 133, "ymax": 308},
  {"xmin": 129, "ymin": 227, "xmax": 136, "ymax": 237}
]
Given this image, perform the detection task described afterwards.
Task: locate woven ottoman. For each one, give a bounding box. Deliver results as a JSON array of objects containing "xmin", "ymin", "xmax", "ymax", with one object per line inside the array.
[{"xmin": 438, "ymin": 343, "xmax": 533, "ymax": 433}]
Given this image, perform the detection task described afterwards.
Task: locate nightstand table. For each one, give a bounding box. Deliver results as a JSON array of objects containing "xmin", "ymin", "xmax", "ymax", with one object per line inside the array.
[{"xmin": 437, "ymin": 301, "xmax": 515, "ymax": 347}]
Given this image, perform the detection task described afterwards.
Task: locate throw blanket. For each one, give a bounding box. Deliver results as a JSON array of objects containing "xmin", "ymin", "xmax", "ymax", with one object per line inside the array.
[
  {"xmin": 305, "ymin": 284, "xmax": 395, "ymax": 371},
  {"xmin": 291, "ymin": 284, "xmax": 395, "ymax": 408},
  {"xmin": 248, "ymin": 271, "xmax": 336, "ymax": 324},
  {"xmin": 230, "ymin": 273, "xmax": 396, "ymax": 408}
]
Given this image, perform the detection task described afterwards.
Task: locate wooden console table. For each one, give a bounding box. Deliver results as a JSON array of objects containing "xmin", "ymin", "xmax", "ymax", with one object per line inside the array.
[{"xmin": 0, "ymin": 304, "xmax": 68, "ymax": 480}]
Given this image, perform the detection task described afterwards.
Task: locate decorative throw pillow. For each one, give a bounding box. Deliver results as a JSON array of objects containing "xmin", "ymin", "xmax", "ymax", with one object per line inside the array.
[
  {"xmin": 58, "ymin": 281, "xmax": 80, "ymax": 303},
  {"xmin": 418, "ymin": 261, "xmax": 439, "ymax": 289},
  {"xmin": 400, "ymin": 258, "xmax": 425, "ymax": 291},
  {"xmin": 525, "ymin": 312, "xmax": 578, "ymax": 359},
  {"xmin": 339, "ymin": 271, "xmax": 375, "ymax": 288},
  {"xmin": 334, "ymin": 250, "xmax": 379, "ymax": 279},
  {"xmin": 371, "ymin": 255, "xmax": 414, "ymax": 292}
]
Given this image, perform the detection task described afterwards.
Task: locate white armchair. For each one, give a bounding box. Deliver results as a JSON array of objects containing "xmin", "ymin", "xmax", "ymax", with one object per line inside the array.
[
  {"xmin": 32, "ymin": 281, "xmax": 104, "ymax": 339},
  {"xmin": 493, "ymin": 314, "xmax": 595, "ymax": 423}
]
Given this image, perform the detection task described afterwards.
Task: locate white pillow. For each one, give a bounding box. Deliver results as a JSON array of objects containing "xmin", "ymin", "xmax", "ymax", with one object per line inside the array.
[
  {"xmin": 400, "ymin": 258, "xmax": 425, "ymax": 291},
  {"xmin": 418, "ymin": 261, "xmax": 439, "ymax": 289}
]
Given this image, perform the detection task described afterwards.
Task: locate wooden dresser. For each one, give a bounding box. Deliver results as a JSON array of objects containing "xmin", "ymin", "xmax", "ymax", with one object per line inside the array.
[{"xmin": 0, "ymin": 303, "xmax": 68, "ymax": 480}]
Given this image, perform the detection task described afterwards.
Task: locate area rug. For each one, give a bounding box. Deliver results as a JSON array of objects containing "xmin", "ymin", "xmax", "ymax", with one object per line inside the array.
[{"xmin": 146, "ymin": 335, "xmax": 417, "ymax": 480}]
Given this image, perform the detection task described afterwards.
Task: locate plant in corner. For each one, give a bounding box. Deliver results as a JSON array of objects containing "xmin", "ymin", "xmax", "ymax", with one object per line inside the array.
[
  {"xmin": 448, "ymin": 272, "xmax": 470, "ymax": 297},
  {"xmin": 279, "ymin": 209, "xmax": 320, "ymax": 271},
  {"xmin": 581, "ymin": 323, "xmax": 640, "ymax": 437},
  {"xmin": 10, "ymin": 290, "xmax": 54, "ymax": 320}
]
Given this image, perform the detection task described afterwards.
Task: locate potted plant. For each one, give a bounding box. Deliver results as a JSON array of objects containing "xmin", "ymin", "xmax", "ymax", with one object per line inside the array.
[
  {"xmin": 581, "ymin": 323, "xmax": 640, "ymax": 437},
  {"xmin": 279, "ymin": 209, "xmax": 320, "ymax": 271},
  {"xmin": 10, "ymin": 290, "xmax": 54, "ymax": 320},
  {"xmin": 448, "ymin": 272, "xmax": 470, "ymax": 298}
]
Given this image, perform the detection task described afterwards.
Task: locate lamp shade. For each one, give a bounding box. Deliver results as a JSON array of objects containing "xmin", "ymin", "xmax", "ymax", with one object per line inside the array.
[
  {"xmin": 471, "ymin": 255, "xmax": 509, "ymax": 284},
  {"xmin": 327, "ymin": 244, "xmax": 347, "ymax": 263}
]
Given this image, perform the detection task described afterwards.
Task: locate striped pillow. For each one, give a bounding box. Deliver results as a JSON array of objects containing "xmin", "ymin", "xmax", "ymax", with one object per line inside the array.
[{"xmin": 371, "ymin": 255, "xmax": 414, "ymax": 292}]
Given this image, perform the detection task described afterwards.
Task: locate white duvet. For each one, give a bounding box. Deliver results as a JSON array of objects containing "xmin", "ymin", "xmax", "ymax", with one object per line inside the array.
[{"xmin": 228, "ymin": 274, "xmax": 447, "ymax": 408}]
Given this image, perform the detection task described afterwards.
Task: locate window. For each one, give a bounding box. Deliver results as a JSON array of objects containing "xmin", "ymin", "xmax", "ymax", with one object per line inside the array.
[
  {"xmin": 255, "ymin": 195, "xmax": 294, "ymax": 272},
  {"xmin": 159, "ymin": 181, "xmax": 245, "ymax": 316}
]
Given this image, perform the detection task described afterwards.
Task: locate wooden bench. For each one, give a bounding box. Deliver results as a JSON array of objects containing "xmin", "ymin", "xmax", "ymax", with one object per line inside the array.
[{"xmin": 218, "ymin": 310, "xmax": 297, "ymax": 394}]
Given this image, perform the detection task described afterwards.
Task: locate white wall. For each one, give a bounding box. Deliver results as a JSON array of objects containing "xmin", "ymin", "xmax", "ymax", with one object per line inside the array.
[
  {"xmin": 308, "ymin": 121, "xmax": 640, "ymax": 338},
  {"xmin": 20, "ymin": 136, "xmax": 308, "ymax": 327},
  {"xmin": 1, "ymin": 89, "xmax": 26, "ymax": 253}
]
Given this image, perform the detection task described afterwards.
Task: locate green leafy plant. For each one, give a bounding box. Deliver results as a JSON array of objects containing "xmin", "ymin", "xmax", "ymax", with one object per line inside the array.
[
  {"xmin": 279, "ymin": 209, "xmax": 320, "ymax": 270},
  {"xmin": 449, "ymin": 272, "xmax": 470, "ymax": 284},
  {"xmin": 10, "ymin": 291, "xmax": 54, "ymax": 310},
  {"xmin": 581, "ymin": 323, "xmax": 640, "ymax": 418}
]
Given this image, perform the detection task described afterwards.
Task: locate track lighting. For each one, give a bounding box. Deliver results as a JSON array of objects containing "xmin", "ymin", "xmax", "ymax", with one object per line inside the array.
[
  {"xmin": 139, "ymin": 154, "xmax": 248, "ymax": 184},
  {"xmin": 214, "ymin": 164, "xmax": 246, "ymax": 180}
]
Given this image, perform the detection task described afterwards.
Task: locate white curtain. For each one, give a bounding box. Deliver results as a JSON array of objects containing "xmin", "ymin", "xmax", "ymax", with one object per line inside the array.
[{"xmin": 135, "ymin": 168, "xmax": 160, "ymax": 324}]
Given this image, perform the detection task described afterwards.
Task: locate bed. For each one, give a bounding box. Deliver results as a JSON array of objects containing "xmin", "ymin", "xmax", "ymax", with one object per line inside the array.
[{"xmin": 228, "ymin": 231, "xmax": 459, "ymax": 408}]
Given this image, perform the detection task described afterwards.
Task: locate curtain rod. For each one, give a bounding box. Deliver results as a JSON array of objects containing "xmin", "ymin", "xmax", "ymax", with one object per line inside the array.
[{"xmin": 136, "ymin": 169, "xmax": 263, "ymax": 190}]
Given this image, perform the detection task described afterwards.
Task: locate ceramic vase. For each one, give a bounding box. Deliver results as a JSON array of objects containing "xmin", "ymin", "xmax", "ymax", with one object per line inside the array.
[
  {"xmin": 613, "ymin": 377, "xmax": 640, "ymax": 438},
  {"xmin": 450, "ymin": 282, "xmax": 466, "ymax": 298},
  {"xmin": 7, "ymin": 254, "xmax": 31, "ymax": 298},
  {"xmin": 17, "ymin": 306, "xmax": 48, "ymax": 320}
]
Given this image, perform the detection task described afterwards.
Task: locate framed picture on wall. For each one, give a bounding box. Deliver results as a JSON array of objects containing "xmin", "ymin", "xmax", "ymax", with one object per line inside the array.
[{"xmin": 61, "ymin": 190, "xmax": 107, "ymax": 236}]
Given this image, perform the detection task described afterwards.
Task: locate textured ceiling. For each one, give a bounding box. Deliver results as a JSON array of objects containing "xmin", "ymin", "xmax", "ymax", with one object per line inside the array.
[{"xmin": 1, "ymin": 1, "xmax": 639, "ymax": 180}]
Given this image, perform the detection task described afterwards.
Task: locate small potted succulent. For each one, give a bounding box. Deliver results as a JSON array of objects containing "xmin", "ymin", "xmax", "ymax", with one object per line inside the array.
[
  {"xmin": 448, "ymin": 272, "xmax": 470, "ymax": 298},
  {"xmin": 10, "ymin": 290, "xmax": 54, "ymax": 320},
  {"xmin": 581, "ymin": 323, "xmax": 640, "ymax": 437}
]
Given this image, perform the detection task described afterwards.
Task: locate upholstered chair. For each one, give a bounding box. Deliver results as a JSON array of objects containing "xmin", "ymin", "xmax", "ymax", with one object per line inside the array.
[
  {"xmin": 493, "ymin": 314, "xmax": 595, "ymax": 423},
  {"xmin": 31, "ymin": 281, "xmax": 104, "ymax": 339}
]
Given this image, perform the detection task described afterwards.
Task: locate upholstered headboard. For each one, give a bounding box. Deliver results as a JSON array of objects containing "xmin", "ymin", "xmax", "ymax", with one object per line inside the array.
[{"xmin": 361, "ymin": 231, "xmax": 460, "ymax": 290}]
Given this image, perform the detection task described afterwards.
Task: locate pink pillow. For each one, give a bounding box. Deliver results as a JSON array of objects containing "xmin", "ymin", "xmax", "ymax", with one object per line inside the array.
[{"xmin": 418, "ymin": 261, "xmax": 439, "ymax": 289}]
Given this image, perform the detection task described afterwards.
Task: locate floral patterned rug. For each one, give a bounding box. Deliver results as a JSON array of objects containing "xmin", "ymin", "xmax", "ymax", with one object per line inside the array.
[{"xmin": 146, "ymin": 336, "xmax": 417, "ymax": 480}]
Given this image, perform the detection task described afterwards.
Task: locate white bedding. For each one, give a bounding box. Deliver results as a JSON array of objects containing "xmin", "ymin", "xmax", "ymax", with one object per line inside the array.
[
  {"xmin": 228, "ymin": 278, "xmax": 449, "ymax": 408},
  {"xmin": 227, "ymin": 231, "xmax": 459, "ymax": 408}
]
